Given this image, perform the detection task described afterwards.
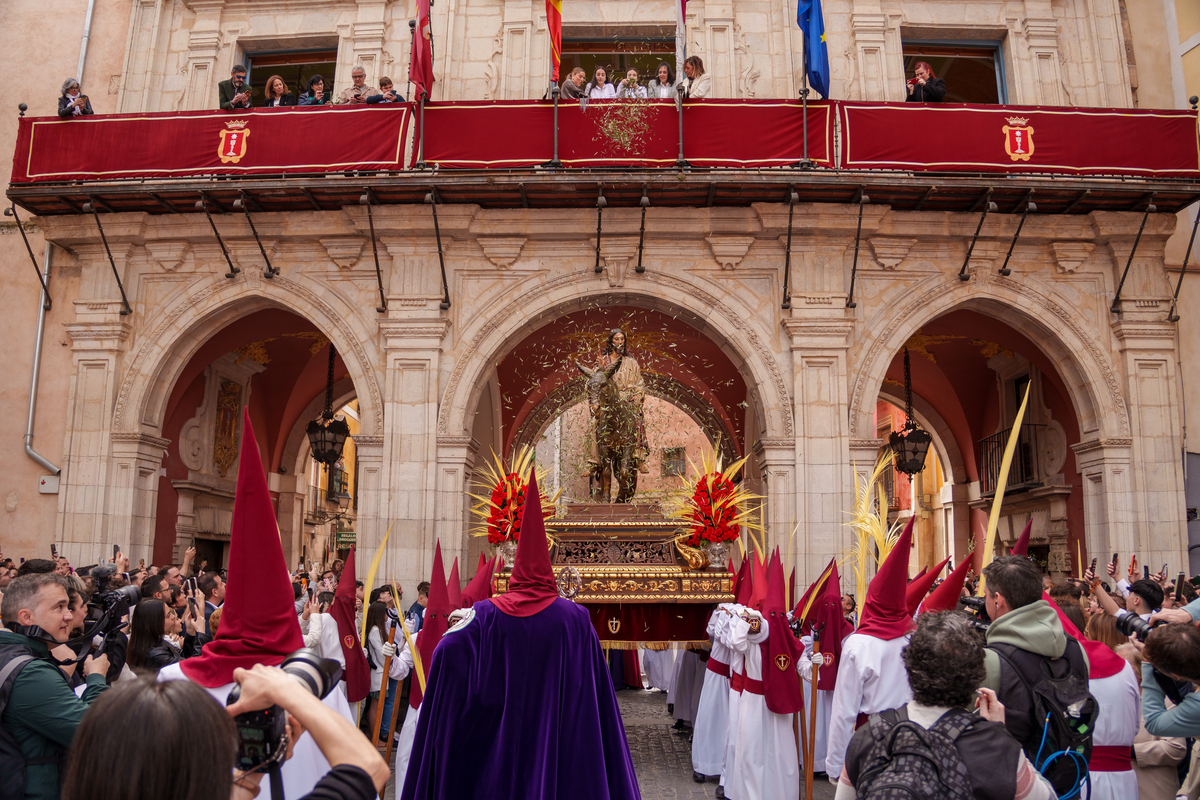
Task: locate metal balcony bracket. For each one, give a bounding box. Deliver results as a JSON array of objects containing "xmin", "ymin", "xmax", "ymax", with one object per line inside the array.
[
  {"xmin": 233, "ymin": 191, "xmax": 277, "ymax": 279},
  {"xmin": 958, "ymin": 189, "xmax": 997, "ymax": 282},
  {"xmin": 781, "ymin": 187, "xmax": 799, "ymax": 309},
  {"xmin": 914, "ymin": 186, "xmax": 938, "ymax": 211},
  {"xmin": 424, "ymin": 187, "xmax": 452, "ymax": 310},
  {"xmin": 594, "ymin": 185, "xmax": 606, "ymax": 275},
  {"xmin": 1063, "ymin": 189, "xmax": 1091, "ymax": 215},
  {"xmin": 519, "ymin": 183, "xmax": 529, "ymax": 209},
  {"xmin": 358, "ymin": 187, "xmax": 388, "ymax": 313},
  {"xmin": 998, "ymin": 190, "xmax": 1036, "ymax": 277},
  {"xmin": 1110, "ymin": 194, "xmax": 1157, "ymax": 314},
  {"xmin": 5, "ymin": 204, "xmax": 51, "ymax": 309},
  {"xmin": 1167, "ymin": 203, "xmax": 1200, "ymax": 322},
  {"xmin": 674, "ymin": 83, "xmax": 690, "ymax": 169},
  {"xmin": 81, "ymin": 197, "xmax": 133, "ymax": 315},
  {"xmin": 414, "ymin": 92, "xmax": 428, "ymax": 170},
  {"xmin": 635, "ymin": 186, "xmax": 649, "ymax": 274},
  {"xmin": 544, "ymin": 83, "xmax": 563, "ymax": 169},
  {"xmin": 195, "ymin": 195, "xmax": 239, "ymax": 279},
  {"xmin": 845, "ymin": 187, "xmax": 870, "ymax": 309}
]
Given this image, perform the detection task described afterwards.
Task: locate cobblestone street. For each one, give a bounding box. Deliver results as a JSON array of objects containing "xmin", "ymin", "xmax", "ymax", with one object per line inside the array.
[{"xmin": 384, "ymin": 687, "xmax": 836, "ymax": 799}]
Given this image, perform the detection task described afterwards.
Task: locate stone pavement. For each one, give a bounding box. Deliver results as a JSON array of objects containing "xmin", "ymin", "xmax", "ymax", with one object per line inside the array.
[{"xmin": 383, "ymin": 687, "xmax": 836, "ymax": 799}]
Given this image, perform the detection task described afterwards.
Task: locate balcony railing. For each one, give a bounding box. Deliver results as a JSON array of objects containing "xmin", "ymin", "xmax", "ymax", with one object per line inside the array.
[{"xmin": 979, "ymin": 424, "xmax": 1046, "ymax": 497}]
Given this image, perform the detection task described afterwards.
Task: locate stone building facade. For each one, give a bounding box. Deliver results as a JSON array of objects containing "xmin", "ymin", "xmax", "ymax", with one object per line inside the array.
[{"xmin": 2, "ymin": 0, "xmax": 1198, "ymax": 587}]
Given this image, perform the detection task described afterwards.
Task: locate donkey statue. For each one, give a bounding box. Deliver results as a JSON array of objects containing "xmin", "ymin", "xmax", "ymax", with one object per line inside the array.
[{"xmin": 577, "ymin": 357, "xmax": 640, "ymax": 503}]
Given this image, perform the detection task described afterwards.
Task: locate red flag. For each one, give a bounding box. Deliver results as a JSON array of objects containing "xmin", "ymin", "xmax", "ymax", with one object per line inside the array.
[
  {"xmin": 410, "ymin": 0, "xmax": 435, "ymax": 98},
  {"xmin": 547, "ymin": 0, "xmax": 563, "ymax": 82},
  {"xmin": 331, "ymin": 547, "xmax": 371, "ymax": 704}
]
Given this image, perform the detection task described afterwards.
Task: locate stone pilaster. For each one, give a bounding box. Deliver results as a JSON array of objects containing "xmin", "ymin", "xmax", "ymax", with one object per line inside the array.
[{"xmin": 107, "ymin": 432, "xmax": 171, "ymax": 565}]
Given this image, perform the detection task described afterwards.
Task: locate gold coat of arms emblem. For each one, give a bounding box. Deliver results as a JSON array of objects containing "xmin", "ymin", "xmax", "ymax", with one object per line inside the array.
[
  {"xmin": 607, "ymin": 617, "xmax": 621, "ymax": 634},
  {"xmin": 218, "ymin": 120, "xmax": 251, "ymax": 164},
  {"xmin": 774, "ymin": 653, "xmax": 791, "ymax": 672},
  {"xmin": 1001, "ymin": 116, "xmax": 1034, "ymax": 162}
]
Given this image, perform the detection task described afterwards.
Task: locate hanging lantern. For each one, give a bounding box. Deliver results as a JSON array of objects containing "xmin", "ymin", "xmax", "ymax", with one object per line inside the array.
[
  {"xmin": 888, "ymin": 346, "xmax": 933, "ymax": 476},
  {"xmin": 306, "ymin": 343, "xmax": 351, "ymax": 467}
]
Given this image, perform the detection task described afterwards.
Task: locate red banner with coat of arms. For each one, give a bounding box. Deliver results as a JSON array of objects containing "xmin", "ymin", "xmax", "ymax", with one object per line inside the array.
[
  {"xmin": 838, "ymin": 101, "xmax": 1200, "ymax": 177},
  {"xmin": 10, "ymin": 104, "xmax": 413, "ymax": 183}
]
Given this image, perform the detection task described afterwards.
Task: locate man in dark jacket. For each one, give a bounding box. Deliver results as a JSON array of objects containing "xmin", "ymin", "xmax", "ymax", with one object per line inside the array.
[
  {"xmin": 905, "ymin": 61, "xmax": 946, "ymax": 102},
  {"xmin": 0, "ymin": 573, "xmax": 110, "ymax": 800},
  {"xmin": 218, "ymin": 65, "xmax": 252, "ymax": 110}
]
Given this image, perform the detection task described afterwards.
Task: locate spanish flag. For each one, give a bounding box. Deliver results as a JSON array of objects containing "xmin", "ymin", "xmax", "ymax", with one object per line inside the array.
[{"xmin": 547, "ymin": 0, "xmax": 563, "ymax": 82}]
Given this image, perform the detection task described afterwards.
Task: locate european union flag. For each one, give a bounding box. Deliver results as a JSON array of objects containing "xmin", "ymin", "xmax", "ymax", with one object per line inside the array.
[{"xmin": 797, "ymin": 0, "xmax": 831, "ymax": 98}]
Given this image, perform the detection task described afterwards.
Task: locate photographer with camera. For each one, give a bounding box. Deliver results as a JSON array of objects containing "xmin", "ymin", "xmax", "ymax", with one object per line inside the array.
[
  {"xmin": 62, "ymin": 659, "xmax": 388, "ymax": 800},
  {"xmin": 979, "ymin": 556, "xmax": 1096, "ymax": 798},
  {"xmin": 0, "ymin": 573, "xmax": 110, "ymax": 800}
]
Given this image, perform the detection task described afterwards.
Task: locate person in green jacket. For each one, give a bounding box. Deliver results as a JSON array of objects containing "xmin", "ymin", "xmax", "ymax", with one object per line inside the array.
[{"xmin": 0, "ymin": 573, "xmax": 110, "ymax": 800}]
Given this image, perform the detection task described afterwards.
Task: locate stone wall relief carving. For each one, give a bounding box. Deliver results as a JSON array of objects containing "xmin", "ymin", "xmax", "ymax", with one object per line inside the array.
[
  {"xmin": 483, "ymin": 31, "xmax": 504, "ymax": 100},
  {"xmin": 868, "ymin": 238, "xmax": 917, "ymax": 270},
  {"xmin": 733, "ymin": 24, "xmax": 761, "ymax": 98}
]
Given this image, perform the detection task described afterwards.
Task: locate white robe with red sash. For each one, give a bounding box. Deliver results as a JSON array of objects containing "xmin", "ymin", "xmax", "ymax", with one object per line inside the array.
[
  {"xmin": 692, "ymin": 605, "xmax": 734, "ymax": 776},
  {"xmin": 824, "ymin": 632, "xmax": 912, "ymax": 780}
]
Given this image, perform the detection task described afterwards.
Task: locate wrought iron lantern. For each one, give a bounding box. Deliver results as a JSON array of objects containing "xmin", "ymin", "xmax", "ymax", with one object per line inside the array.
[
  {"xmin": 306, "ymin": 343, "xmax": 350, "ymax": 468},
  {"xmin": 888, "ymin": 346, "xmax": 933, "ymax": 476}
]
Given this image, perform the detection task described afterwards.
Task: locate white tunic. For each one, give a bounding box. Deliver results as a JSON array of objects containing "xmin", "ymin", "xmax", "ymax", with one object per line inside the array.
[
  {"xmin": 692, "ymin": 606, "xmax": 734, "ymax": 776},
  {"xmin": 726, "ymin": 615, "xmax": 801, "ymax": 800},
  {"xmin": 396, "ymin": 701, "xmax": 421, "ymax": 786},
  {"xmin": 1085, "ymin": 663, "xmax": 1141, "ymax": 800},
  {"xmin": 824, "ymin": 633, "xmax": 912, "ymax": 779},
  {"xmin": 642, "ymin": 647, "xmax": 676, "ymax": 691},
  {"xmin": 157, "ymin": 661, "xmax": 355, "ymax": 799},
  {"xmin": 721, "ymin": 611, "xmax": 749, "ymax": 787}
]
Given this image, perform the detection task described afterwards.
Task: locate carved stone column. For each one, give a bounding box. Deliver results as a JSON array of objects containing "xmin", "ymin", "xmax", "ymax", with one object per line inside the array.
[
  {"xmin": 107, "ymin": 432, "xmax": 170, "ymax": 565},
  {"xmin": 351, "ymin": 434, "xmax": 385, "ymax": 579},
  {"xmin": 1072, "ymin": 438, "xmax": 1135, "ymax": 559},
  {"xmin": 181, "ymin": 0, "xmax": 227, "ymax": 111}
]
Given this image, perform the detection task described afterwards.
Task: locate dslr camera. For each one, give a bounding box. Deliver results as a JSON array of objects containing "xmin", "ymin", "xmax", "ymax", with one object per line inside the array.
[
  {"xmin": 1113, "ymin": 611, "xmax": 1162, "ymax": 641},
  {"xmin": 226, "ymin": 648, "xmax": 343, "ymax": 770}
]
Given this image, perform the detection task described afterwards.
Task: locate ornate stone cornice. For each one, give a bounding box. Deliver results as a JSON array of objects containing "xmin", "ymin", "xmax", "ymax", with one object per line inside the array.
[
  {"xmin": 850, "ymin": 437, "xmax": 886, "ymax": 450},
  {"xmin": 110, "ymin": 431, "xmax": 171, "ymax": 449},
  {"xmin": 1070, "ymin": 438, "xmax": 1133, "ymax": 454},
  {"xmin": 353, "ymin": 435, "xmax": 384, "ymax": 448}
]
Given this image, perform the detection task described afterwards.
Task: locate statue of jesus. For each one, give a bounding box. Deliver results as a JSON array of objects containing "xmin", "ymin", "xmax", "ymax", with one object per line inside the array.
[{"xmin": 580, "ymin": 328, "xmax": 650, "ymax": 502}]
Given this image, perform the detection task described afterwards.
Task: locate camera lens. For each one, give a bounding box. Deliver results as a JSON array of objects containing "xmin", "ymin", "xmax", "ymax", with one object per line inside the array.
[
  {"xmin": 1114, "ymin": 612, "xmax": 1152, "ymax": 640},
  {"xmin": 279, "ymin": 647, "xmax": 343, "ymax": 700}
]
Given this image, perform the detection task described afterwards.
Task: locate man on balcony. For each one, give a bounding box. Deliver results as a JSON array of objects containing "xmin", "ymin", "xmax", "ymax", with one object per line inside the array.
[
  {"xmin": 218, "ymin": 65, "xmax": 252, "ymax": 110},
  {"xmin": 337, "ymin": 67, "xmax": 382, "ymax": 104}
]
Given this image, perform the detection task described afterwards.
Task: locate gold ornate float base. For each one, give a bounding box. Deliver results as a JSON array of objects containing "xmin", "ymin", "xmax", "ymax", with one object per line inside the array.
[{"xmin": 496, "ymin": 566, "xmax": 733, "ymax": 603}]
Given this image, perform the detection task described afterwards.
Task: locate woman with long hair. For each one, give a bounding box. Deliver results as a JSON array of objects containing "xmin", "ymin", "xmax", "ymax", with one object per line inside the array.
[
  {"xmin": 647, "ymin": 61, "xmax": 675, "ymax": 98},
  {"xmin": 126, "ymin": 598, "xmax": 206, "ymax": 674},
  {"xmin": 682, "ymin": 56, "xmax": 711, "ymax": 98},
  {"xmin": 585, "ymin": 66, "xmax": 616, "ymax": 99},
  {"xmin": 262, "ymin": 74, "xmax": 296, "ymax": 107},
  {"xmin": 905, "ymin": 61, "xmax": 946, "ymax": 102},
  {"xmin": 1085, "ymin": 611, "xmax": 1129, "ymax": 652},
  {"xmin": 299, "ymin": 74, "xmax": 331, "ymax": 106},
  {"xmin": 361, "ymin": 601, "xmax": 389, "ymax": 736}
]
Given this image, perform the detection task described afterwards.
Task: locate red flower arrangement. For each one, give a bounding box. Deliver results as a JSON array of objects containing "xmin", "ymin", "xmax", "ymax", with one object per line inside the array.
[
  {"xmin": 665, "ymin": 450, "xmax": 761, "ymax": 550},
  {"xmin": 468, "ymin": 448, "xmax": 560, "ymax": 546}
]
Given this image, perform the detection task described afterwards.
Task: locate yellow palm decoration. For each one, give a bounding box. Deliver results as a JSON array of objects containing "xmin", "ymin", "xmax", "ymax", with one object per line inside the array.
[
  {"xmin": 846, "ymin": 454, "xmax": 902, "ymax": 612},
  {"xmin": 662, "ymin": 446, "xmax": 763, "ymax": 552},
  {"xmin": 466, "ymin": 446, "xmax": 562, "ymax": 544}
]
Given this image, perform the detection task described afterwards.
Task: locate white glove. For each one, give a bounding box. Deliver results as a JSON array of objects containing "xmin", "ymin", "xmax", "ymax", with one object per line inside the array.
[{"xmin": 381, "ymin": 641, "xmax": 397, "ymax": 658}]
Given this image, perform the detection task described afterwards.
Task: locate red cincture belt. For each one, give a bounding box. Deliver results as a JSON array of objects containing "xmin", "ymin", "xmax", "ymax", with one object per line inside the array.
[
  {"xmin": 706, "ymin": 658, "xmax": 731, "ymax": 678},
  {"xmin": 730, "ymin": 670, "xmax": 745, "ymax": 693},
  {"xmin": 1089, "ymin": 745, "xmax": 1132, "ymax": 772},
  {"xmin": 742, "ymin": 676, "xmax": 765, "ymax": 695}
]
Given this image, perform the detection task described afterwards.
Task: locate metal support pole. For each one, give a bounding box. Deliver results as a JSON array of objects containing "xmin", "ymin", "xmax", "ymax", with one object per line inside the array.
[
  {"xmin": 6, "ymin": 204, "xmax": 51, "ymax": 308},
  {"xmin": 781, "ymin": 188, "xmax": 798, "ymax": 309},
  {"xmin": 798, "ymin": 76, "xmax": 813, "ymax": 169},
  {"xmin": 1111, "ymin": 200, "xmax": 1157, "ymax": 314},
  {"xmin": 406, "ymin": 21, "xmax": 416, "ymax": 101},
  {"xmin": 546, "ymin": 83, "xmax": 562, "ymax": 169},
  {"xmin": 594, "ymin": 186, "xmax": 606, "ymax": 274},
  {"xmin": 636, "ymin": 186, "xmax": 649, "ymax": 273},
  {"xmin": 674, "ymin": 83, "xmax": 689, "ymax": 168},
  {"xmin": 425, "ymin": 188, "xmax": 452, "ymax": 310},
  {"xmin": 25, "ymin": 241, "xmax": 60, "ymax": 475},
  {"xmin": 998, "ymin": 191, "xmax": 1036, "ymax": 277},
  {"xmin": 234, "ymin": 191, "xmax": 277, "ymax": 278},
  {"xmin": 1167, "ymin": 205, "xmax": 1200, "ymax": 322},
  {"xmin": 957, "ymin": 191, "xmax": 997, "ymax": 282},
  {"xmin": 845, "ymin": 188, "xmax": 870, "ymax": 308},
  {"xmin": 195, "ymin": 197, "xmax": 239, "ymax": 279},
  {"xmin": 359, "ymin": 188, "xmax": 388, "ymax": 313},
  {"xmin": 415, "ymin": 93, "xmax": 428, "ymax": 169},
  {"xmin": 82, "ymin": 198, "xmax": 133, "ymax": 315}
]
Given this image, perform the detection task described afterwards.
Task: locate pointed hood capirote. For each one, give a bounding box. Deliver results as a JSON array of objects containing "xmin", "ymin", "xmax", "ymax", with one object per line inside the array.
[
  {"xmin": 920, "ymin": 553, "xmax": 973, "ymax": 614},
  {"xmin": 460, "ymin": 553, "xmax": 498, "ymax": 607},
  {"xmin": 489, "ymin": 468, "xmax": 559, "ymax": 617},
  {"xmin": 410, "ymin": 541, "xmax": 452, "ymax": 709},
  {"xmin": 331, "ymin": 546, "xmax": 371, "ymax": 703},
  {"xmin": 181, "ymin": 408, "xmax": 305, "ymax": 687},
  {"xmin": 809, "ymin": 561, "xmax": 855, "ymax": 691},
  {"xmin": 1011, "ymin": 518, "xmax": 1033, "ymax": 556},
  {"xmin": 905, "ymin": 556, "xmax": 950, "ymax": 616},
  {"xmin": 855, "ymin": 516, "xmax": 916, "ymax": 640},
  {"xmin": 760, "ymin": 550, "xmax": 805, "ymax": 714},
  {"xmin": 734, "ymin": 558, "xmax": 753, "ymax": 606},
  {"xmin": 447, "ymin": 557, "xmax": 462, "ymax": 608}
]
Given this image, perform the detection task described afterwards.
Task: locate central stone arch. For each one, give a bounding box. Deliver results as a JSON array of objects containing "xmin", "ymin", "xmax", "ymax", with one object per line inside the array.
[{"xmin": 438, "ymin": 270, "xmax": 795, "ymax": 444}]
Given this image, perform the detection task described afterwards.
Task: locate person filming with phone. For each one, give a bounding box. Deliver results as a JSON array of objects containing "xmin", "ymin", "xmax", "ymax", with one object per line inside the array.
[
  {"xmin": 58, "ymin": 79, "xmax": 93, "ymax": 118},
  {"xmin": 905, "ymin": 61, "xmax": 945, "ymax": 103},
  {"xmin": 61, "ymin": 659, "xmax": 388, "ymax": 800}
]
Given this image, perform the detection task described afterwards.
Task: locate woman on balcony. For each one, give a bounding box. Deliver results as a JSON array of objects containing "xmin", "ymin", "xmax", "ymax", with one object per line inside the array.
[
  {"xmin": 299, "ymin": 74, "xmax": 333, "ymax": 106},
  {"xmin": 682, "ymin": 57, "xmax": 711, "ymax": 98},
  {"xmin": 905, "ymin": 62, "xmax": 946, "ymax": 103},
  {"xmin": 616, "ymin": 69, "xmax": 647, "ymax": 99},
  {"xmin": 647, "ymin": 62, "xmax": 675, "ymax": 98},
  {"xmin": 586, "ymin": 66, "xmax": 617, "ymax": 99},
  {"xmin": 58, "ymin": 79, "xmax": 94, "ymax": 118},
  {"xmin": 262, "ymin": 75, "xmax": 296, "ymax": 107}
]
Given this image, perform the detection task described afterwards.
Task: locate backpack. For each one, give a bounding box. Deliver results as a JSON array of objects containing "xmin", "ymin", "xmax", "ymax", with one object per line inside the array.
[
  {"xmin": 992, "ymin": 640, "xmax": 1097, "ymax": 797},
  {"xmin": 855, "ymin": 707, "xmax": 976, "ymax": 800},
  {"xmin": 0, "ymin": 643, "xmax": 59, "ymax": 800}
]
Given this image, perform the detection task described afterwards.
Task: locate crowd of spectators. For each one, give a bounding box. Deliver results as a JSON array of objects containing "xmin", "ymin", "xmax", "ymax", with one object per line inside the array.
[{"xmin": 0, "ymin": 544, "xmax": 423, "ymax": 800}]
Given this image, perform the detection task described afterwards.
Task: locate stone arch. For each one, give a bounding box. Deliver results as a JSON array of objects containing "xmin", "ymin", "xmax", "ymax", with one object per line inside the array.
[
  {"xmin": 849, "ymin": 274, "xmax": 1130, "ymax": 444},
  {"xmin": 438, "ymin": 270, "xmax": 794, "ymax": 446},
  {"xmin": 115, "ymin": 274, "xmax": 384, "ymax": 438}
]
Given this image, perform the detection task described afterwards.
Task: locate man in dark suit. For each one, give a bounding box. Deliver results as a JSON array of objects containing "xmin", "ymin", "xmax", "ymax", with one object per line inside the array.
[
  {"xmin": 218, "ymin": 65, "xmax": 252, "ymax": 110},
  {"xmin": 905, "ymin": 61, "xmax": 946, "ymax": 103}
]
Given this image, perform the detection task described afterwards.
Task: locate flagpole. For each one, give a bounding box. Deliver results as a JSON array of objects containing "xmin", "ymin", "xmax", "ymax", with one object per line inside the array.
[{"xmin": 799, "ymin": 55, "xmax": 812, "ymax": 169}]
